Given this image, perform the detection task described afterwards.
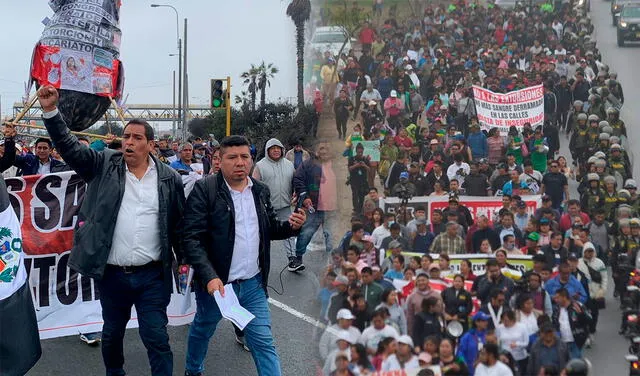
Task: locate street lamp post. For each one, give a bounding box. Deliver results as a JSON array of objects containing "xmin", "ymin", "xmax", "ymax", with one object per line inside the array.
[{"xmin": 151, "ymin": 4, "xmax": 181, "ymax": 139}]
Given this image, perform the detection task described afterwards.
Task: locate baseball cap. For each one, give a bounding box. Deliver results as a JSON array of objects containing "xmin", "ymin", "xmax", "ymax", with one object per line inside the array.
[
  {"xmin": 388, "ymin": 240, "xmax": 402, "ymax": 249},
  {"xmin": 405, "ymin": 64, "xmax": 413, "ymax": 70},
  {"xmin": 397, "ymin": 335, "xmax": 414, "ymax": 347},
  {"xmin": 390, "ymin": 90, "xmax": 398, "ymax": 98},
  {"xmin": 430, "ymin": 139, "xmax": 439, "ymax": 145},
  {"xmin": 568, "ymin": 253, "xmax": 579, "ymax": 261},
  {"xmin": 368, "ymin": 100, "xmax": 377, "ymax": 106},
  {"xmin": 332, "ymin": 275, "xmax": 349, "ymax": 286},
  {"xmin": 532, "ymin": 254, "xmax": 547, "ymax": 263},
  {"xmin": 527, "ymin": 232, "xmax": 540, "ymax": 242},
  {"xmin": 473, "ymin": 311, "xmax": 491, "ymax": 321},
  {"xmin": 539, "ymin": 217, "xmax": 550, "ymax": 224},
  {"xmin": 517, "ymin": 201, "xmax": 527, "ymax": 209},
  {"xmin": 541, "ymin": 194, "xmax": 552, "ymax": 201},
  {"xmin": 336, "ymin": 308, "xmax": 356, "ymax": 320},
  {"xmin": 418, "ymin": 352, "xmax": 433, "ymax": 364},
  {"xmin": 448, "ymin": 195, "xmax": 459, "ymax": 203},
  {"xmin": 400, "ymin": 171, "xmax": 409, "ymax": 179}
]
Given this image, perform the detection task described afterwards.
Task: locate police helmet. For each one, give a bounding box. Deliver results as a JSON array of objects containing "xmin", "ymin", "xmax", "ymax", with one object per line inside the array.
[
  {"xmin": 564, "ymin": 358, "xmax": 589, "ymax": 376},
  {"xmin": 625, "ymin": 179, "xmax": 638, "ymax": 189},
  {"xmin": 577, "ymin": 113, "xmax": 588, "ymax": 121},
  {"xmin": 588, "ymin": 114, "xmax": 599, "ymax": 122},
  {"xmin": 599, "ymin": 120, "xmax": 609, "ymax": 129},
  {"xmin": 604, "ymin": 175, "xmax": 616, "ymax": 184},
  {"xmin": 607, "ymin": 107, "xmax": 619, "ymax": 115},
  {"xmin": 618, "ymin": 189, "xmax": 631, "ymax": 200},
  {"xmin": 594, "ymin": 151, "xmax": 607, "ymax": 159},
  {"xmin": 602, "ymin": 126, "xmax": 613, "ymax": 135},
  {"xmin": 587, "ymin": 156, "xmax": 598, "ymax": 164},
  {"xmin": 599, "ymin": 133, "xmax": 610, "ymax": 141},
  {"xmin": 587, "ymin": 173, "xmax": 600, "ymax": 182},
  {"xmin": 610, "ymin": 143, "xmax": 622, "ymax": 151},
  {"xmin": 610, "ymin": 136, "xmax": 621, "ymax": 145},
  {"xmin": 594, "ymin": 159, "xmax": 607, "ymax": 168}
]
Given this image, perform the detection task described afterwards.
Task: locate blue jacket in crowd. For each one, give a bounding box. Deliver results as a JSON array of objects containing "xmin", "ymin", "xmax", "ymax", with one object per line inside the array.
[
  {"xmin": 467, "ymin": 131, "xmax": 488, "ymax": 159},
  {"xmin": 544, "ymin": 275, "xmax": 588, "ymax": 304}
]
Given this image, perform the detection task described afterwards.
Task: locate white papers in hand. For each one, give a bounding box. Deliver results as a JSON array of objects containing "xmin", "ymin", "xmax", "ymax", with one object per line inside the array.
[{"xmin": 213, "ymin": 284, "xmax": 255, "ymax": 330}]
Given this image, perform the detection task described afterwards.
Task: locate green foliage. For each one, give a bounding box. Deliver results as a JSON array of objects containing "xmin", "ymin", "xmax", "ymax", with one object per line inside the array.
[
  {"xmin": 0, "ymin": 227, "xmax": 12, "ymax": 239},
  {"xmin": 187, "ymin": 104, "xmax": 318, "ymax": 158}
]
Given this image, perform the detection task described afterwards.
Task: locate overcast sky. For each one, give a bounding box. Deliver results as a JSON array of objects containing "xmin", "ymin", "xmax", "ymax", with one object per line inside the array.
[{"xmin": 0, "ymin": 1, "xmax": 296, "ymax": 118}]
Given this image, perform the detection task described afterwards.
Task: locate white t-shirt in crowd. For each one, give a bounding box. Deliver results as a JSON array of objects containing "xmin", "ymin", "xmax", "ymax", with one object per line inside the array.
[
  {"xmin": 496, "ymin": 322, "xmax": 529, "ymax": 361},
  {"xmin": 475, "ymin": 361, "xmax": 514, "ymax": 376},
  {"xmin": 359, "ymin": 324, "xmax": 399, "ymax": 352},
  {"xmin": 381, "ymin": 354, "xmax": 420, "ymax": 372}
]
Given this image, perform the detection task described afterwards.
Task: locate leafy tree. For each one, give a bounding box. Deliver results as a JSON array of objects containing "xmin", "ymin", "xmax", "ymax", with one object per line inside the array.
[
  {"xmin": 286, "ymin": 0, "xmax": 311, "ymax": 110},
  {"xmin": 326, "ymin": 0, "xmax": 369, "ymax": 83}
]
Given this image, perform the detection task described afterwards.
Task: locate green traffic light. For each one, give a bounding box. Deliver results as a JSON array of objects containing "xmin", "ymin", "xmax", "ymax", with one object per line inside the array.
[{"xmin": 213, "ymin": 99, "xmax": 222, "ymax": 107}]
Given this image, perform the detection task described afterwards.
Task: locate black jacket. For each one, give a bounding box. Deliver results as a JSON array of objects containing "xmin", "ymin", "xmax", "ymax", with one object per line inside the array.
[
  {"xmin": 552, "ymin": 301, "xmax": 592, "ymax": 348},
  {"xmin": 441, "ymin": 287, "xmax": 473, "ymax": 321},
  {"xmin": 43, "ymin": 112, "xmax": 185, "ymax": 294},
  {"xmin": 183, "ymin": 173, "xmax": 299, "ymax": 294},
  {"xmin": 14, "ymin": 153, "xmax": 68, "ymax": 176},
  {"xmin": 412, "ymin": 311, "xmax": 443, "ymax": 347}
]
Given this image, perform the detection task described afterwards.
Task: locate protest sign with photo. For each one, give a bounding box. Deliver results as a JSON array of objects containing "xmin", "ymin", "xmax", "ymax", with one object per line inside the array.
[
  {"xmin": 7, "ymin": 172, "xmax": 195, "ymax": 339},
  {"xmin": 359, "ymin": 140, "xmax": 381, "ymax": 162},
  {"xmin": 30, "ymin": 0, "xmax": 123, "ymax": 97},
  {"xmin": 472, "ymin": 84, "xmax": 545, "ymax": 134}
]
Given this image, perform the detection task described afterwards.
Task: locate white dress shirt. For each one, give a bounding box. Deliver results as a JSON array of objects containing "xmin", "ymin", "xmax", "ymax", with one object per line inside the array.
[
  {"xmin": 558, "ymin": 307, "xmax": 574, "ymax": 342},
  {"xmin": 107, "ymin": 158, "xmax": 161, "ymax": 266},
  {"xmin": 226, "ymin": 178, "xmax": 261, "ymax": 282},
  {"xmin": 38, "ymin": 160, "xmax": 51, "ymax": 175}
]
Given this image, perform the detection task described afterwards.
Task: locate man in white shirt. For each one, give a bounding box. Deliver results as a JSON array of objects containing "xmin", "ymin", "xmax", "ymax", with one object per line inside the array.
[
  {"xmin": 37, "ymin": 85, "xmax": 186, "ymax": 376},
  {"xmin": 475, "ymin": 343, "xmax": 514, "ymax": 376},
  {"xmin": 182, "ymin": 135, "xmax": 306, "ymax": 376},
  {"xmin": 447, "ymin": 154, "xmax": 470, "ymax": 185}
]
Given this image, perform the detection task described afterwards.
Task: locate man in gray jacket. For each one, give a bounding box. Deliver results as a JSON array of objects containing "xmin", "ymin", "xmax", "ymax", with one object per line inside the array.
[
  {"xmin": 253, "ymin": 138, "xmax": 297, "ymax": 270},
  {"xmin": 37, "ymin": 85, "xmax": 185, "ymax": 376}
]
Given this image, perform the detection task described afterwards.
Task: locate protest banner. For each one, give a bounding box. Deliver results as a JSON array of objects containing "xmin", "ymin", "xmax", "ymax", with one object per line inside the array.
[
  {"xmin": 472, "ymin": 84, "xmax": 545, "ymax": 134},
  {"xmin": 379, "ymin": 195, "xmax": 541, "ymax": 223},
  {"xmin": 7, "ymin": 172, "xmax": 195, "ymax": 339},
  {"xmin": 359, "ymin": 140, "xmax": 381, "ymax": 162}
]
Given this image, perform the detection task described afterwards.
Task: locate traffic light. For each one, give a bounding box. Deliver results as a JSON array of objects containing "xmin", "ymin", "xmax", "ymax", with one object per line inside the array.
[{"xmin": 211, "ymin": 79, "xmax": 227, "ymax": 109}]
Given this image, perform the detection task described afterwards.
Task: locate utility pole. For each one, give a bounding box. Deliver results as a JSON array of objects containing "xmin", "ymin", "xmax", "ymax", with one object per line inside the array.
[
  {"xmin": 172, "ymin": 70, "xmax": 176, "ymax": 138},
  {"xmin": 177, "ymin": 37, "xmax": 182, "ymax": 137},
  {"xmin": 226, "ymin": 76, "xmax": 231, "ymax": 136},
  {"xmin": 182, "ymin": 18, "xmax": 188, "ymax": 140}
]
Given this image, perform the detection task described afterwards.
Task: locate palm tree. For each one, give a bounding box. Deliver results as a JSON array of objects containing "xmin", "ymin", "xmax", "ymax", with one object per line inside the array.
[
  {"xmin": 241, "ymin": 64, "xmax": 259, "ymax": 112},
  {"xmin": 287, "ymin": 0, "xmax": 311, "ymax": 110},
  {"xmin": 256, "ymin": 61, "xmax": 279, "ymax": 109}
]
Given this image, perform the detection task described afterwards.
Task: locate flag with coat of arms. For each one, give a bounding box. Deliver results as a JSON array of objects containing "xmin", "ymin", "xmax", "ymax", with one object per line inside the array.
[{"xmin": 0, "ymin": 177, "xmax": 41, "ymax": 376}]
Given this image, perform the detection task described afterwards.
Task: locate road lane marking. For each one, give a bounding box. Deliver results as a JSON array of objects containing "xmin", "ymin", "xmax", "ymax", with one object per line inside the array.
[{"xmin": 268, "ymin": 297, "xmax": 326, "ymax": 330}]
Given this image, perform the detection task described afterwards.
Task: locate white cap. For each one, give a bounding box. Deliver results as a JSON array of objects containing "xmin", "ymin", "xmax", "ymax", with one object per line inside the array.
[
  {"xmin": 397, "ymin": 335, "xmax": 414, "ymax": 347},
  {"xmin": 390, "ymin": 90, "xmax": 398, "ymax": 98},
  {"xmin": 336, "ymin": 330, "xmax": 353, "ymax": 344},
  {"xmin": 405, "ymin": 64, "xmax": 413, "ymax": 70},
  {"xmin": 336, "ymin": 308, "xmax": 355, "ymax": 320}
]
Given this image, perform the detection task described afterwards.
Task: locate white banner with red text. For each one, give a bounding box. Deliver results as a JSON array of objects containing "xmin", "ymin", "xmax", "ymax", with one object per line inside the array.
[
  {"xmin": 472, "ymin": 84, "xmax": 545, "ymax": 134},
  {"xmin": 379, "ymin": 195, "xmax": 541, "ymax": 224},
  {"xmin": 7, "ymin": 172, "xmax": 195, "ymax": 339}
]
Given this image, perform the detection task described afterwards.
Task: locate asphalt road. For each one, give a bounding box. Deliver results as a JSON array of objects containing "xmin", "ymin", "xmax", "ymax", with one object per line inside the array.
[{"xmin": 27, "ymin": 236, "xmax": 330, "ymax": 376}]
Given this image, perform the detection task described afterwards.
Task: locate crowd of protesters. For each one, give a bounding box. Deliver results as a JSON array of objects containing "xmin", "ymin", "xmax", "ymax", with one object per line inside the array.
[{"xmin": 304, "ymin": 0, "xmax": 635, "ymax": 375}]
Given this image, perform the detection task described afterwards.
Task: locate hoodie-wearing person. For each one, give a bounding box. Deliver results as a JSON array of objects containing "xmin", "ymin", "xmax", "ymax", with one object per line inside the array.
[{"xmin": 253, "ymin": 138, "xmax": 297, "ymax": 266}]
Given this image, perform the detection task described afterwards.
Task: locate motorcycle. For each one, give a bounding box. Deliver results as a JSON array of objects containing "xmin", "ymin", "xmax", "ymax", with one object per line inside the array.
[
  {"xmin": 625, "ymin": 354, "xmax": 640, "ymax": 375},
  {"xmin": 620, "ymin": 271, "xmax": 640, "ymax": 337}
]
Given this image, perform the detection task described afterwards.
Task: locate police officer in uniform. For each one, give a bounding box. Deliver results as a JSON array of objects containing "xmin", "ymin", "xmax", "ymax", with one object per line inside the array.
[{"xmin": 580, "ymin": 173, "xmax": 605, "ymax": 217}]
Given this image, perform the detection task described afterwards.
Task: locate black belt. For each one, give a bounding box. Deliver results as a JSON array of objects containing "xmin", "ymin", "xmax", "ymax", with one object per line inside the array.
[
  {"xmin": 229, "ymin": 274, "xmax": 260, "ymax": 285},
  {"xmin": 106, "ymin": 261, "xmax": 162, "ymax": 274}
]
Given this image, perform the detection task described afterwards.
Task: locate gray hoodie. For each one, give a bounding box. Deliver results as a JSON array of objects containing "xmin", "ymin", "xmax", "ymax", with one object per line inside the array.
[{"xmin": 254, "ymin": 138, "xmax": 295, "ymax": 209}]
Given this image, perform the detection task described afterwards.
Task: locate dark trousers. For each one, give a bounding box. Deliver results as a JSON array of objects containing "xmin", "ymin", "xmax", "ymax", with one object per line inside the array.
[
  {"xmin": 98, "ymin": 265, "xmax": 172, "ymax": 376},
  {"xmin": 336, "ymin": 116, "xmax": 348, "ymax": 137},
  {"xmin": 351, "ymin": 182, "xmax": 368, "ymax": 214}
]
